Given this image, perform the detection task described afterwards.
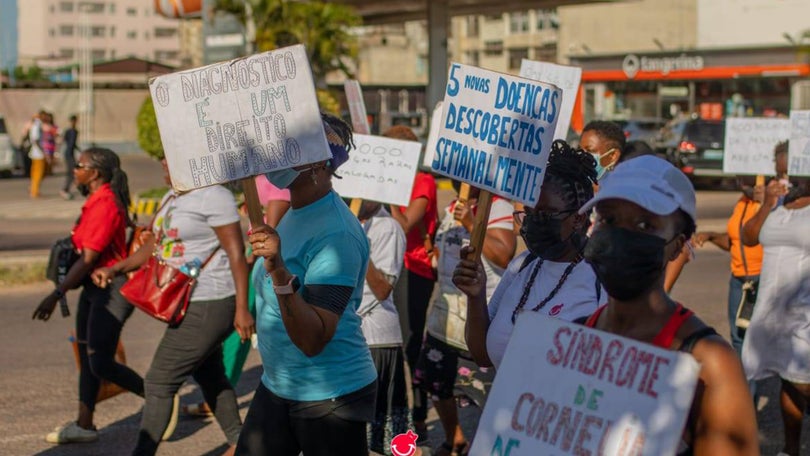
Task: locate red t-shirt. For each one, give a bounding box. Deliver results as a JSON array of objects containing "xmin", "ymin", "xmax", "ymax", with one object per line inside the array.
[
  {"xmin": 71, "ymin": 183, "xmax": 127, "ymax": 269},
  {"xmin": 400, "ymin": 172, "xmax": 438, "ymax": 280}
]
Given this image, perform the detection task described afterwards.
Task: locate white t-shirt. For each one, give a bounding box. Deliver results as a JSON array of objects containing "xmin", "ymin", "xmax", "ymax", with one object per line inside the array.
[
  {"xmin": 28, "ymin": 120, "xmax": 44, "ymax": 160},
  {"xmin": 486, "ymin": 251, "xmax": 606, "ymax": 370},
  {"xmin": 435, "ymin": 197, "xmax": 514, "ymax": 299},
  {"xmin": 153, "ymin": 186, "xmax": 241, "ymax": 301},
  {"xmin": 357, "ymin": 207, "xmax": 407, "ymax": 347}
]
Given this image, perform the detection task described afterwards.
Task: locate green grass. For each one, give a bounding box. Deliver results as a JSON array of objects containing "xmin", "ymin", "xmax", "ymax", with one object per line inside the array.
[{"xmin": 0, "ymin": 262, "xmax": 47, "ymax": 286}]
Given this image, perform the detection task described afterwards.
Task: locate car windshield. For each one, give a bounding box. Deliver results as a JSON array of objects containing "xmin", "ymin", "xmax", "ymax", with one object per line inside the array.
[{"xmin": 683, "ymin": 122, "xmax": 724, "ymax": 142}]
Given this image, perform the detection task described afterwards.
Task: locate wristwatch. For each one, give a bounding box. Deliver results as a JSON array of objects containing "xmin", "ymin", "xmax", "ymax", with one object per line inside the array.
[
  {"xmin": 53, "ymin": 289, "xmax": 65, "ymax": 299},
  {"xmin": 273, "ymin": 274, "xmax": 300, "ymax": 295}
]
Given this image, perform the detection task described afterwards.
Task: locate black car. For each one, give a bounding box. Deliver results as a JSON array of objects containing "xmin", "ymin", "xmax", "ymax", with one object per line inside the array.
[{"xmin": 662, "ymin": 119, "xmax": 726, "ymax": 182}]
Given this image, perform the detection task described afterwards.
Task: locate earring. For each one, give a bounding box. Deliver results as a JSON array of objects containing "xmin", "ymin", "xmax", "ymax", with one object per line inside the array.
[{"xmin": 311, "ymin": 168, "xmax": 318, "ymax": 185}]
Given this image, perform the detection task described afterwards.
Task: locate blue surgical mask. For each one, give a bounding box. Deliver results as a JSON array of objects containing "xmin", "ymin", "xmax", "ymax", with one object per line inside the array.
[
  {"xmin": 264, "ymin": 168, "xmax": 301, "ymax": 189},
  {"xmin": 591, "ymin": 148, "xmax": 617, "ymax": 181}
]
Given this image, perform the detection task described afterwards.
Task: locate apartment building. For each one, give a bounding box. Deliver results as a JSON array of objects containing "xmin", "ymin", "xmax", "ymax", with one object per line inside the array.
[{"xmin": 18, "ymin": 0, "xmax": 182, "ymax": 68}]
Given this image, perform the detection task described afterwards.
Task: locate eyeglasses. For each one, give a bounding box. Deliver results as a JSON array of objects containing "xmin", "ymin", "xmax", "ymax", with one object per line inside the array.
[
  {"xmin": 513, "ymin": 209, "xmax": 576, "ymax": 225},
  {"xmin": 74, "ymin": 163, "xmax": 93, "ymax": 170}
]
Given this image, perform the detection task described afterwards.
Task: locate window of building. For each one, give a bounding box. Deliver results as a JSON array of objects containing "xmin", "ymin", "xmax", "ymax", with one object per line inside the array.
[
  {"xmin": 485, "ymin": 14, "xmax": 502, "ymax": 21},
  {"xmin": 49, "ymin": 5, "xmax": 55, "ymax": 13},
  {"xmin": 60, "ymin": 49, "xmax": 75, "ymax": 59},
  {"xmin": 510, "ymin": 12, "xmax": 529, "ymax": 33},
  {"xmin": 91, "ymin": 26, "xmax": 105, "ymax": 37},
  {"xmin": 466, "ymin": 16, "xmax": 479, "ymax": 38},
  {"xmin": 465, "ymin": 50, "xmax": 480, "ymax": 67},
  {"xmin": 77, "ymin": 2, "xmax": 105, "ymax": 13},
  {"xmin": 49, "ymin": 28, "xmax": 55, "ymax": 37},
  {"xmin": 60, "ymin": 2, "xmax": 74, "ymax": 13},
  {"xmin": 155, "ymin": 50, "xmax": 179, "ymax": 61},
  {"xmin": 60, "ymin": 25, "xmax": 74, "ymax": 36},
  {"xmin": 509, "ymin": 48, "xmax": 529, "ymax": 69},
  {"xmin": 127, "ymin": 30, "xmax": 137, "ymax": 39},
  {"xmin": 91, "ymin": 49, "xmax": 105, "ymax": 60},
  {"xmin": 110, "ymin": 49, "xmax": 116, "ymax": 59},
  {"xmin": 145, "ymin": 31, "xmax": 150, "ymax": 40},
  {"xmin": 536, "ymin": 9, "xmax": 560, "ymax": 30},
  {"xmin": 533, "ymin": 44, "xmax": 557, "ymax": 63},
  {"xmin": 108, "ymin": 3, "xmax": 115, "ymax": 14},
  {"xmin": 110, "ymin": 26, "xmax": 115, "ymax": 37},
  {"xmin": 484, "ymin": 40, "xmax": 503, "ymax": 56},
  {"xmin": 126, "ymin": 7, "xmax": 136, "ymax": 16},
  {"xmin": 154, "ymin": 27, "xmax": 178, "ymax": 38}
]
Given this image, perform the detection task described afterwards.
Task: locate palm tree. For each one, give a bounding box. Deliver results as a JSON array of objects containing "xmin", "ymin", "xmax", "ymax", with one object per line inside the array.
[{"xmin": 216, "ymin": 0, "xmax": 361, "ymax": 87}]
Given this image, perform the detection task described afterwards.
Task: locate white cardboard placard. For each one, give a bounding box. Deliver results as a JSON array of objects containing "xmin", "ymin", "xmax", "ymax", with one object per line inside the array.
[
  {"xmin": 148, "ymin": 44, "xmax": 329, "ymax": 191},
  {"xmin": 519, "ymin": 59, "xmax": 582, "ymax": 140},
  {"xmin": 472, "ymin": 314, "xmax": 700, "ymax": 456},
  {"xmin": 332, "ymin": 134, "xmax": 421, "ymax": 206},
  {"xmin": 422, "ymin": 101, "xmax": 444, "ymax": 169},
  {"xmin": 430, "ymin": 63, "xmax": 561, "ymax": 207},
  {"xmin": 344, "ymin": 80, "xmax": 371, "ymax": 135},
  {"xmin": 723, "ymin": 118, "xmax": 790, "ymax": 175},
  {"xmin": 789, "ymin": 110, "xmax": 810, "ymax": 176}
]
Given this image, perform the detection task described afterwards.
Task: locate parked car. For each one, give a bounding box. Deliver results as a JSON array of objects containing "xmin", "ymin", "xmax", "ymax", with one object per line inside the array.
[
  {"xmin": 662, "ymin": 119, "xmax": 727, "ymax": 183},
  {"xmin": 614, "ymin": 118, "xmax": 667, "ymax": 146},
  {"xmin": 0, "ymin": 116, "xmax": 16, "ymax": 177}
]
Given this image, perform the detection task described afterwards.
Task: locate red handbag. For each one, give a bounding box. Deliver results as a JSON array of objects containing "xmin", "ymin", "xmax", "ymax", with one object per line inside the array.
[{"xmin": 120, "ymin": 247, "xmax": 219, "ymax": 326}]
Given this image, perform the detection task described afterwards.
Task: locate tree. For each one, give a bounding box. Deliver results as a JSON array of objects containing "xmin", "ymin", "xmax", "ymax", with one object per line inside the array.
[
  {"xmin": 136, "ymin": 96, "xmax": 164, "ymax": 160},
  {"xmin": 215, "ymin": 0, "xmax": 361, "ymax": 87}
]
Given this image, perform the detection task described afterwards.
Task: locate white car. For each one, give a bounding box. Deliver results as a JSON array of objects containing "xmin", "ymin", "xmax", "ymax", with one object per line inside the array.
[{"xmin": 0, "ymin": 116, "xmax": 15, "ymax": 176}]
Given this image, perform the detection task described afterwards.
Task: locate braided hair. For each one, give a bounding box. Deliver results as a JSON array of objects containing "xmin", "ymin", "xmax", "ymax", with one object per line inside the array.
[
  {"xmin": 543, "ymin": 140, "xmax": 598, "ymax": 212},
  {"xmin": 83, "ymin": 147, "xmax": 132, "ymax": 223}
]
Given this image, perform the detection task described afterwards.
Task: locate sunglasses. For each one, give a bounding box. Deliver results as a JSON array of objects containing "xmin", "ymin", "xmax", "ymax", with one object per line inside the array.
[{"xmin": 513, "ymin": 209, "xmax": 576, "ymax": 225}]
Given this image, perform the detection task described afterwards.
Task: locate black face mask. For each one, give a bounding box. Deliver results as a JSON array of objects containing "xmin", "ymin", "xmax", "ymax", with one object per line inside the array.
[
  {"xmin": 584, "ymin": 226, "xmax": 671, "ymax": 301},
  {"xmin": 520, "ymin": 213, "xmax": 573, "ymax": 260}
]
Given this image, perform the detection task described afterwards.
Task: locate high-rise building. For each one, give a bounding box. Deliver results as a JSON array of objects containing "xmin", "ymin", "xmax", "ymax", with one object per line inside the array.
[{"xmin": 17, "ymin": 0, "xmax": 182, "ymax": 68}]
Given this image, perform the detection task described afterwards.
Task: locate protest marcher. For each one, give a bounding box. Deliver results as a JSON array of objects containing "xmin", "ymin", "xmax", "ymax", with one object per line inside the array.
[
  {"xmin": 580, "ymin": 120, "xmax": 625, "ymax": 180},
  {"xmin": 60, "ymin": 115, "xmax": 79, "ymax": 200},
  {"xmin": 741, "ymin": 141, "xmax": 792, "ymax": 245},
  {"xmin": 93, "ymin": 158, "xmax": 250, "ymax": 456},
  {"xmin": 578, "ymin": 155, "xmax": 758, "ymax": 455},
  {"xmin": 453, "ymin": 140, "xmax": 604, "ymax": 370},
  {"xmin": 33, "ymin": 148, "xmax": 144, "ymax": 444},
  {"xmin": 741, "ymin": 177, "xmax": 810, "ymax": 456},
  {"xmin": 385, "ymin": 125, "xmax": 439, "ymax": 440},
  {"xmin": 694, "ymin": 176, "xmax": 764, "ymax": 354},
  {"xmin": 182, "ymin": 175, "xmax": 290, "ymax": 419},
  {"xmin": 28, "ymin": 112, "xmax": 46, "ymax": 198},
  {"xmin": 414, "ymin": 181, "xmax": 516, "ymax": 456},
  {"xmin": 41, "ymin": 112, "xmax": 59, "ymax": 176},
  {"xmin": 236, "ymin": 113, "xmax": 377, "ymax": 455},
  {"xmin": 354, "ymin": 200, "xmax": 408, "ymax": 455}
]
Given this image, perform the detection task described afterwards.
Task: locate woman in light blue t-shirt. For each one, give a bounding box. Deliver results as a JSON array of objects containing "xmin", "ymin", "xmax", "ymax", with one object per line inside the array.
[{"xmin": 236, "ymin": 113, "xmax": 376, "ymax": 456}]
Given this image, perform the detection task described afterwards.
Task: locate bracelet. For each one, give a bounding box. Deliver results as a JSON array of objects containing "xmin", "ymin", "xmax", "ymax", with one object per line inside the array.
[{"xmin": 53, "ymin": 289, "xmax": 65, "ymax": 298}]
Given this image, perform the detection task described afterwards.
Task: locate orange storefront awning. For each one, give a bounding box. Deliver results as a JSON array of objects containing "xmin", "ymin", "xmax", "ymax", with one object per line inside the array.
[{"xmin": 581, "ymin": 63, "xmax": 810, "ymax": 82}]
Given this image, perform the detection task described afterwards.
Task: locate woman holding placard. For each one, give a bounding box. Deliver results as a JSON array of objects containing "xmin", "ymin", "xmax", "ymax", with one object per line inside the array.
[
  {"xmin": 741, "ymin": 176, "xmax": 810, "ymax": 456},
  {"xmin": 453, "ymin": 140, "xmax": 605, "ymax": 371},
  {"xmin": 578, "ymin": 155, "xmax": 758, "ymax": 455},
  {"xmin": 238, "ymin": 113, "xmax": 378, "ymax": 455}
]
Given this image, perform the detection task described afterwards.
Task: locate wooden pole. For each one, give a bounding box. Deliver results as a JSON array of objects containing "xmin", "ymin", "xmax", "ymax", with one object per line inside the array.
[
  {"xmin": 465, "ymin": 190, "xmax": 493, "ymax": 262},
  {"xmin": 755, "ymin": 175, "xmax": 765, "ymax": 187},
  {"xmin": 345, "ymin": 80, "xmax": 371, "ymax": 217},
  {"xmin": 241, "ymin": 177, "xmax": 264, "ymax": 228}
]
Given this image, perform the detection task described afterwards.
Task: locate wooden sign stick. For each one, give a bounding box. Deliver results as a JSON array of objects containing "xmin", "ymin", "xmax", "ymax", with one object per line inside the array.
[
  {"xmin": 465, "ymin": 190, "xmax": 493, "ymax": 262},
  {"xmin": 344, "ymin": 80, "xmax": 372, "ymax": 217},
  {"xmin": 241, "ymin": 177, "xmax": 265, "ymax": 228},
  {"xmin": 755, "ymin": 175, "xmax": 765, "ymax": 187}
]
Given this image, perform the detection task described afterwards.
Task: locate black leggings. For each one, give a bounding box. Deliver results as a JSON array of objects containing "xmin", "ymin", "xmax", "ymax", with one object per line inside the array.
[
  {"xmin": 404, "ymin": 270, "xmax": 436, "ymax": 422},
  {"xmin": 76, "ymin": 276, "xmax": 144, "ymax": 412},
  {"xmin": 132, "ymin": 296, "xmax": 241, "ymax": 456},
  {"xmin": 235, "ymin": 383, "xmax": 371, "ymax": 456}
]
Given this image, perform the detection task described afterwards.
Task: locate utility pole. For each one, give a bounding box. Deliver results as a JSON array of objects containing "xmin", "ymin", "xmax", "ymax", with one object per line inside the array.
[{"xmin": 78, "ymin": 3, "xmax": 93, "ymax": 147}]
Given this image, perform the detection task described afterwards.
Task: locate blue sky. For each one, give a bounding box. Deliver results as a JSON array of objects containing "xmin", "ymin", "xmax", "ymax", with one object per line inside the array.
[{"xmin": 0, "ymin": 0, "xmax": 18, "ymax": 70}]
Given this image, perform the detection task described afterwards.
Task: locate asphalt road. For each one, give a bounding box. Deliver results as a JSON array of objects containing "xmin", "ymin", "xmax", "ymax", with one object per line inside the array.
[{"xmin": 0, "ymin": 155, "xmax": 807, "ymax": 455}]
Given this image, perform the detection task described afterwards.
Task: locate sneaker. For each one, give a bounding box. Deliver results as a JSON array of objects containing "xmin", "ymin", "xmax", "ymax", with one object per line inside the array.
[
  {"xmin": 59, "ymin": 190, "xmax": 74, "ymax": 200},
  {"xmin": 45, "ymin": 421, "xmax": 98, "ymax": 444},
  {"xmin": 162, "ymin": 393, "xmax": 180, "ymax": 441}
]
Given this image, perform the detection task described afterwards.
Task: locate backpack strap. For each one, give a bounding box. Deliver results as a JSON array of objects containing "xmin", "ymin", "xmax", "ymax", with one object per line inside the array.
[{"xmin": 678, "ymin": 327, "xmax": 719, "ymax": 353}]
